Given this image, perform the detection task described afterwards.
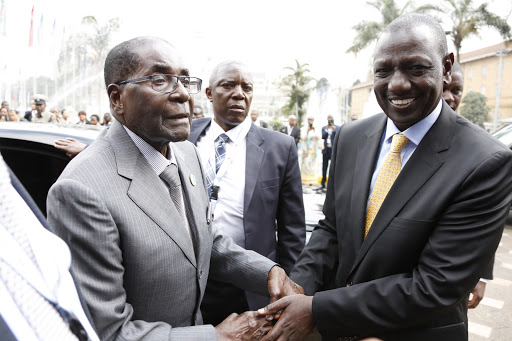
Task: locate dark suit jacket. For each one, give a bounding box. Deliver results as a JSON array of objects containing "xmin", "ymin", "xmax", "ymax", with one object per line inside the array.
[
  {"xmin": 291, "ymin": 103, "xmax": 512, "ymax": 341},
  {"xmin": 189, "ymin": 118, "xmax": 306, "ymax": 308},
  {"xmin": 280, "ymin": 125, "xmax": 301, "ymax": 145},
  {"xmin": 321, "ymin": 124, "xmax": 340, "ymax": 154}
]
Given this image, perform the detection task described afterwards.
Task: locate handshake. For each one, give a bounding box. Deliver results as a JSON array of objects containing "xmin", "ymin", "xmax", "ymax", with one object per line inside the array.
[{"xmin": 214, "ymin": 266, "xmax": 314, "ymax": 341}]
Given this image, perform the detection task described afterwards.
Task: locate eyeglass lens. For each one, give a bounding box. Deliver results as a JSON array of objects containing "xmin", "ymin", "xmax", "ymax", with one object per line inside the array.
[{"xmin": 151, "ymin": 75, "xmax": 201, "ymax": 94}]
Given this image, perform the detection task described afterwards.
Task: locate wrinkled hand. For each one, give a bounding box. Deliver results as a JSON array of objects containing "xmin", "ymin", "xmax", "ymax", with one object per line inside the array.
[
  {"xmin": 468, "ymin": 281, "xmax": 486, "ymax": 309},
  {"xmin": 267, "ymin": 266, "xmax": 304, "ymax": 303},
  {"xmin": 266, "ymin": 266, "xmax": 304, "ymax": 321},
  {"xmin": 258, "ymin": 294, "xmax": 314, "ymax": 341},
  {"xmin": 215, "ymin": 311, "xmax": 272, "ymax": 341},
  {"xmin": 54, "ymin": 138, "xmax": 86, "ymax": 158}
]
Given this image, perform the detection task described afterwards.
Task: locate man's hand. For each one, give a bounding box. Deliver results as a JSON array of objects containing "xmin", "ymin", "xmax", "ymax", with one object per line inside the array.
[
  {"xmin": 54, "ymin": 138, "xmax": 86, "ymax": 158},
  {"xmin": 258, "ymin": 295, "xmax": 314, "ymax": 341},
  {"xmin": 267, "ymin": 266, "xmax": 304, "ymax": 304},
  {"xmin": 468, "ymin": 281, "xmax": 487, "ymax": 309},
  {"xmin": 215, "ymin": 311, "xmax": 272, "ymax": 341}
]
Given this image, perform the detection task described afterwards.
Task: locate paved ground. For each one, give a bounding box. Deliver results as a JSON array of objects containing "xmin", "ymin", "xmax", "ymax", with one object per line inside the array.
[{"xmin": 302, "ymin": 186, "xmax": 512, "ymax": 340}]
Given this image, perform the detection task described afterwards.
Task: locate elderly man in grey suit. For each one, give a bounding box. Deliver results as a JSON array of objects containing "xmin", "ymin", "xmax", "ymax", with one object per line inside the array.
[{"xmin": 47, "ymin": 36, "xmax": 302, "ymax": 341}]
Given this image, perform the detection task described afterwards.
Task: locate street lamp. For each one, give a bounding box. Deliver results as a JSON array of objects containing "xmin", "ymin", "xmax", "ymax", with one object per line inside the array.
[{"xmin": 494, "ymin": 49, "xmax": 508, "ymax": 132}]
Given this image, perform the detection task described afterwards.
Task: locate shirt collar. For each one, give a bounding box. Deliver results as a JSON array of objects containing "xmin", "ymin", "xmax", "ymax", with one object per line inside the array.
[
  {"xmin": 211, "ymin": 115, "xmax": 252, "ymax": 144},
  {"xmin": 384, "ymin": 98, "xmax": 442, "ymax": 146},
  {"xmin": 123, "ymin": 125, "xmax": 177, "ymax": 175}
]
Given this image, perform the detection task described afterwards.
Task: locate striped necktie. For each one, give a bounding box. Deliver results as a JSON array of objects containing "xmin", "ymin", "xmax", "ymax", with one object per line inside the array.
[
  {"xmin": 206, "ymin": 133, "xmax": 230, "ymax": 197},
  {"xmin": 365, "ymin": 134, "xmax": 409, "ymax": 238}
]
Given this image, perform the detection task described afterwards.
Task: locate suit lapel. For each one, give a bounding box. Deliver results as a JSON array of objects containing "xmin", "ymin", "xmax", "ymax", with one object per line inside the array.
[
  {"xmin": 109, "ymin": 121, "xmax": 197, "ymax": 267},
  {"xmin": 349, "ymin": 106, "xmax": 453, "ymax": 276},
  {"xmin": 349, "ymin": 115, "xmax": 387, "ymax": 249},
  {"xmin": 173, "ymin": 144, "xmax": 209, "ymax": 263},
  {"xmin": 244, "ymin": 124, "xmax": 264, "ymax": 214},
  {"xmin": 189, "ymin": 118, "xmax": 211, "ymax": 144}
]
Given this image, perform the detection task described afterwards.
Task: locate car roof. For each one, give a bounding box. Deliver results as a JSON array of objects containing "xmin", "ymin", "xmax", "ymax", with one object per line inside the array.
[{"xmin": 0, "ymin": 122, "xmax": 102, "ymax": 146}]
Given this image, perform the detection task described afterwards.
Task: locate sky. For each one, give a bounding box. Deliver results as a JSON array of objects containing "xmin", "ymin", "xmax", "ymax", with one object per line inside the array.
[{"xmin": 1, "ymin": 0, "xmax": 511, "ymax": 89}]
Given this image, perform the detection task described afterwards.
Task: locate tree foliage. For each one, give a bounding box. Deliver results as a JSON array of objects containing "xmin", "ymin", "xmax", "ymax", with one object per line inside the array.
[
  {"xmin": 425, "ymin": 0, "xmax": 511, "ymax": 62},
  {"xmin": 460, "ymin": 91, "xmax": 490, "ymax": 128},
  {"xmin": 346, "ymin": 0, "xmax": 435, "ymax": 55},
  {"xmin": 279, "ymin": 60, "xmax": 315, "ymax": 126}
]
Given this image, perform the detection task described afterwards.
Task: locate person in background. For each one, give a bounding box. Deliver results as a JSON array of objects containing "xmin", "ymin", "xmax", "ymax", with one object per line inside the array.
[
  {"xmin": 76, "ymin": 111, "xmax": 89, "ymax": 125},
  {"xmin": 192, "ymin": 105, "xmax": 204, "ymax": 119},
  {"xmin": 24, "ymin": 101, "xmax": 36, "ymax": 122},
  {"xmin": 320, "ymin": 114, "xmax": 340, "ymax": 190},
  {"xmin": 189, "ymin": 60, "xmax": 305, "ymax": 326},
  {"xmin": 7, "ymin": 110, "xmax": 24, "ymax": 122},
  {"xmin": 102, "ymin": 112, "xmax": 113, "ymax": 126},
  {"xmin": 0, "ymin": 114, "xmax": 6, "ymax": 122},
  {"xmin": 60, "ymin": 109, "xmax": 71, "ymax": 124},
  {"xmin": 90, "ymin": 114, "xmax": 100, "ymax": 126},
  {"xmin": 443, "ymin": 61, "xmax": 464, "ymax": 112},
  {"xmin": 301, "ymin": 116, "xmax": 319, "ymax": 185},
  {"xmin": 32, "ymin": 95, "xmax": 57, "ymax": 124},
  {"xmin": 280, "ymin": 115, "xmax": 301, "ymax": 146},
  {"xmin": 259, "ymin": 14, "xmax": 512, "ymax": 341}
]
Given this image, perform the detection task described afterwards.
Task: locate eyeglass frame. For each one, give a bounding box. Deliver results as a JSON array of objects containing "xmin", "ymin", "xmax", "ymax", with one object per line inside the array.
[{"xmin": 114, "ymin": 74, "xmax": 202, "ymax": 94}]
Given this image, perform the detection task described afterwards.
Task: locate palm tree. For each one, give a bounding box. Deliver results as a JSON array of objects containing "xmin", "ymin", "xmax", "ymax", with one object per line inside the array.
[
  {"xmin": 425, "ymin": 0, "xmax": 511, "ymax": 62},
  {"xmin": 346, "ymin": 0, "xmax": 422, "ymax": 55},
  {"xmin": 279, "ymin": 60, "xmax": 315, "ymax": 126}
]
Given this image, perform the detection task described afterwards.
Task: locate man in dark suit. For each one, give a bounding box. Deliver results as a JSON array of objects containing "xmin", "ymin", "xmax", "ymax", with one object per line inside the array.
[
  {"xmin": 0, "ymin": 154, "xmax": 99, "ymax": 341},
  {"xmin": 279, "ymin": 115, "xmax": 301, "ymax": 146},
  {"xmin": 47, "ymin": 37, "xmax": 300, "ymax": 341},
  {"xmin": 258, "ymin": 14, "xmax": 512, "ymax": 341},
  {"xmin": 320, "ymin": 114, "xmax": 340, "ymax": 189},
  {"xmin": 189, "ymin": 60, "xmax": 306, "ymax": 325}
]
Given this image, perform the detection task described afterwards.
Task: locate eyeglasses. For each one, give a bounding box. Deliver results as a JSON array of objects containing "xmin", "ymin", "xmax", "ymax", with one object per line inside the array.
[{"xmin": 116, "ymin": 74, "xmax": 202, "ymax": 94}]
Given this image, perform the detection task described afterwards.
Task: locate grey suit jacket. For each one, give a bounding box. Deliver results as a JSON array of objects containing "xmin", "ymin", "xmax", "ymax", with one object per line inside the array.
[
  {"xmin": 291, "ymin": 103, "xmax": 512, "ymax": 340},
  {"xmin": 47, "ymin": 120, "xmax": 275, "ymax": 341}
]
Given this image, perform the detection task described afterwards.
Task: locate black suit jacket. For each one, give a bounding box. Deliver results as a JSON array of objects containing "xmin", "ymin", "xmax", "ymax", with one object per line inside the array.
[
  {"xmin": 291, "ymin": 103, "xmax": 512, "ymax": 340},
  {"xmin": 189, "ymin": 118, "xmax": 306, "ymax": 308},
  {"xmin": 279, "ymin": 125, "xmax": 301, "ymax": 145}
]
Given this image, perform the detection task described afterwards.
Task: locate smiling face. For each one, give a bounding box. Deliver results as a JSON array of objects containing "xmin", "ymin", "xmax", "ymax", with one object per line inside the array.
[
  {"xmin": 373, "ymin": 25, "xmax": 452, "ymax": 131},
  {"xmin": 207, "ymin": 62, "xmax": 253, "ymax": 132},
  {"xmin": 442, "ymin": 71, "xmax": 464, "ymax": 111},
  {"xmin": 109, "ymin": 40, "xmax": 191, "ymax": 153}
]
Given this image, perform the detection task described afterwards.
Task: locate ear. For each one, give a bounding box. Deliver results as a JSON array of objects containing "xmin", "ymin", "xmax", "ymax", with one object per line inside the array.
[
  {"xmin": 206, "ymin": 87, "xmax": 213, "ymax": 102},
  {"xmin": 107, "ymin": 84, "xmax": 124, "ymax": 116},
  {"xmin": 443, "ymin": 52, "xmax": 454, "ymax": 85}
]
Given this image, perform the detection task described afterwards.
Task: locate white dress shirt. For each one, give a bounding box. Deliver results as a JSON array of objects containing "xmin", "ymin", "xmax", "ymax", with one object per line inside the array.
[
  {"xmin": 196, "ymin": 117, "xmax": 252, "ymax": 247},
  {"xmin": 0, "ymin": 171, "xmax": 99, "ymax": 341}
]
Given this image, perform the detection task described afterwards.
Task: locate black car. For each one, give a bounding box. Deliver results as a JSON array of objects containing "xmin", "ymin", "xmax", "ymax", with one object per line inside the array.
[{"xmin": 0, "ymin": 122, "xmax": 102, "ymax": 215}]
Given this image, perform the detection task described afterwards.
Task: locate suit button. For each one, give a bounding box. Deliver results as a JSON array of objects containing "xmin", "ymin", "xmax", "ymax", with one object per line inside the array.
[{"xmin": 199, "ymin": 271, "xmax": 203, "ymax": 279}]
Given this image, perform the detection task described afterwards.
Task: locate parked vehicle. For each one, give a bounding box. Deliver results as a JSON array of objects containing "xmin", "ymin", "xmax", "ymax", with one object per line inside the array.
[{"xmin": 0, "ymin": 122, "xmax": 102, "ymax": 215}]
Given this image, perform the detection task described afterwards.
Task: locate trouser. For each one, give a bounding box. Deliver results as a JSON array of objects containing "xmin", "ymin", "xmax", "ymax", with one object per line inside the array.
[{"xmin": 321, "ymin": 147, "xmax": 332, "ymax": 186}]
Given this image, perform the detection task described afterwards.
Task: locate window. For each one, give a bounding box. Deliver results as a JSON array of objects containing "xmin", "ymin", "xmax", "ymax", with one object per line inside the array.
[{"xmin": 482, "ymin": 65, "xmax": 487, "ymax": 77}]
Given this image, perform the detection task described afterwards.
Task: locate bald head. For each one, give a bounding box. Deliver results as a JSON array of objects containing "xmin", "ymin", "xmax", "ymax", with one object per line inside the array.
[
  {"xmin": 104, "ymin": 36, "xmax": 175, "ymax": 88},
  {"xmin": 379, "ymin": 13, "xmax": 448, "ymax": 58},
  {"xmin": 209, "ymin": 60, "xmax": 249, "ymax": 88}
]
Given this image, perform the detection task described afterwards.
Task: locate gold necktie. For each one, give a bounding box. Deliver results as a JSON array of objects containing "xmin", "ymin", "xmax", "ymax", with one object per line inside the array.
[{"xmin": 365, "ymin": 134, "xmax": 410, "ymax": 238}]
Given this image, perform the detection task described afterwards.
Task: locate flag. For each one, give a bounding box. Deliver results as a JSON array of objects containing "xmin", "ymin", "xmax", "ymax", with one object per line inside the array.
[
  {"xmin": 37, "ymin": 14, "xmax": 43, "ymax": 47},
  {"xmin": 0, "ymin": 0, "xmax": 6, "ymax": 36},
  {"xmin": 28, "ymin": 6, "xmax": 34, "ymax": 47}
]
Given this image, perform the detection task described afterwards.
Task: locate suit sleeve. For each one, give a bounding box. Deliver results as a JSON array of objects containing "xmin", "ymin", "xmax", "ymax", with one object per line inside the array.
[
  {"xmin": 275, "ymin": 137, "xmax": 306, "ymax": 273},
  {"xmin": 311, "ymin": 149, "xmax": 512, "ymax": 336},
  {"xmin": 209, "ymin": 230, "xmax": 276, "ymax": 295},
  {"xmin": 290, "ymin": 128, "xmax": 342, "ymax": 295},
  {"xmin": 47, "ymin": 179, "xmax": 217, "ymax": 341}
]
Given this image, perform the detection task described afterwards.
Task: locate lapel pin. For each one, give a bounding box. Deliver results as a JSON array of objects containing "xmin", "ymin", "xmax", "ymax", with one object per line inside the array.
[{"xmin": 190, "ymin": 174, "xmax": 196, "ymax": 186}]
